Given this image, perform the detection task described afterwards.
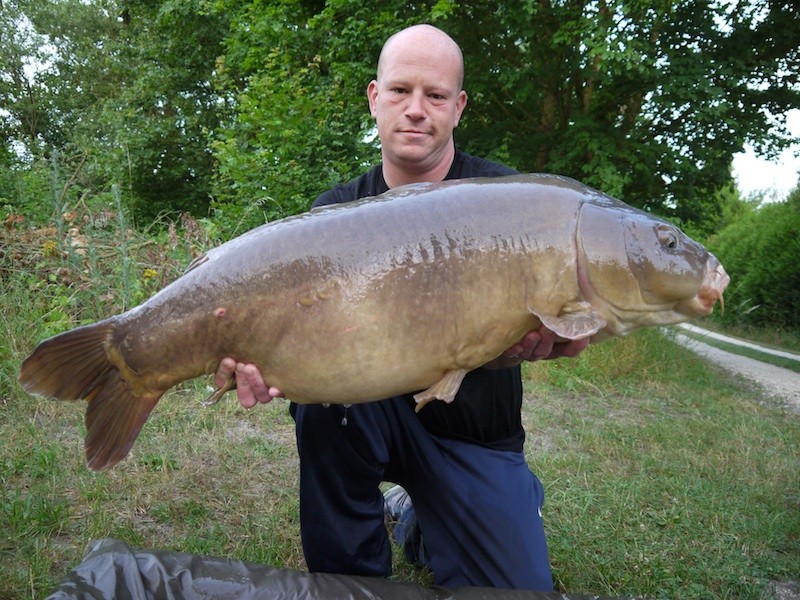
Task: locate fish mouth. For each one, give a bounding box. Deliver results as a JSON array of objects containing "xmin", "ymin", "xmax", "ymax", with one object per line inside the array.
[{"xmin": 696, "ymin": 257, "xmax": 730, "ymax": 315}]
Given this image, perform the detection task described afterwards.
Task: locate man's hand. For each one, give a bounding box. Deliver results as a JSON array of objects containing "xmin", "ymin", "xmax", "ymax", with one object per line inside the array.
[
  {"xmin": 215, "ymin": 357, "xmax": 284, "ymax": 409},
  {"xmin": 484, "ymin": 327, "xmax": 590, "ymax": 369}
]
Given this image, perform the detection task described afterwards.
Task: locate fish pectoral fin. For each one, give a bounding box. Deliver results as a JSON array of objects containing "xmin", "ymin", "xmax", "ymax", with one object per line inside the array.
[
  {"xmin": 413, "ymin": 369, "xmax": 468, "ymax": 413},
  {"xmin": 530, "ymin": 302, "xmax": 607, "ymax": 340}
]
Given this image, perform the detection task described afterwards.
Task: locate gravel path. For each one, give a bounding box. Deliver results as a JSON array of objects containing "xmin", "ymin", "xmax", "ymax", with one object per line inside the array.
[{"xmin": 673, "ymin": 324, "xmax": 800, "ymax": 414}]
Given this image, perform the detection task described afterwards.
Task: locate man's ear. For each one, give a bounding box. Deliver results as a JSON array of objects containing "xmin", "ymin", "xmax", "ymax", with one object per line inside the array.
[
  {"xmin": 367, "ymin": 80, "xmax": 379, "ymax": 118},
  {"xmin": 454, "ymin": 89, "xmax": 467, "ymax": 127}
]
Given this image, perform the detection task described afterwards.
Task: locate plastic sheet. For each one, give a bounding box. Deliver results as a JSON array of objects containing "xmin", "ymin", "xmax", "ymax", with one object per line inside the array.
[{"xmin": 46, "ymin": 538, "xmax": 618, "ymax": 600}]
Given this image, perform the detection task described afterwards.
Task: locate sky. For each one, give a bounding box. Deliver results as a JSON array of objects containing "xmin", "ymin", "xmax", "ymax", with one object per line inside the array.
[{"xmin": 731, "ymin": 109, "xmax": 800, "ymax": 201}]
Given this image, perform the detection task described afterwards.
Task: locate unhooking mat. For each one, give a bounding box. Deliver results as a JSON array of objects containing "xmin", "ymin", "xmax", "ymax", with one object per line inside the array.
[{"xmin": 45, "ymin": 538, "xmax": 629, "ymax": 600}]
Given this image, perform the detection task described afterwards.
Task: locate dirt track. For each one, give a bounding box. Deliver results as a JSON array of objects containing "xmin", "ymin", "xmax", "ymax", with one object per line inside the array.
[{"xmin": 673, "ymin": 324, "xmax": 800, "ymax": 414}]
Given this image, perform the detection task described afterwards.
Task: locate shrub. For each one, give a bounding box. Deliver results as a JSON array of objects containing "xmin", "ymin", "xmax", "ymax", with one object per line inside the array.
[{"xmin": 707, "ymin": 192, "xmax": 800, "ymax": 330}]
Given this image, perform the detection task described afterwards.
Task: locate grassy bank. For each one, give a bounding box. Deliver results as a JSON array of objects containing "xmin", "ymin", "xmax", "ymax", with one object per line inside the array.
[
  {"xmin": 1, "ymin": 209, "xmax": 798, "ymax": 599},
  {"xmin": 524, "ymin": 334, "xmax": 799, "ymax": 598}
]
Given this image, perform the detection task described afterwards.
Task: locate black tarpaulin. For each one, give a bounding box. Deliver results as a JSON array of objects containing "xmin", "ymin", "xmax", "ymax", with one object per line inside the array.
[{"xmin": 45, "ymin": 538, "xmax": 618, "ymax": 600}]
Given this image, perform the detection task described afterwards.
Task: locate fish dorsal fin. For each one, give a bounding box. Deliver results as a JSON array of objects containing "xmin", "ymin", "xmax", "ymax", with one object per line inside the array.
[
  {"xmin": 184, "ymin": 253, "xmax": 209, "ymax": 274},
  {"xmin": 530, "ymin": 302, "xmax": 606, "ymax": 340}
]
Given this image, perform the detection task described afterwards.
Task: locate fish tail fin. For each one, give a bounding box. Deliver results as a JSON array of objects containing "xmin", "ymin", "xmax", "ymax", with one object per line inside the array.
[{"xmin": 18, "ymin": 320, "xmax": 162, "ymax": 471}]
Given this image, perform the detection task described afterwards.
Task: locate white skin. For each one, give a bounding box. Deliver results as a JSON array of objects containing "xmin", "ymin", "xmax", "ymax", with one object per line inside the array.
[{"xmin": 216, "ymin": 25, "xmax": 589, "ymax": 408}]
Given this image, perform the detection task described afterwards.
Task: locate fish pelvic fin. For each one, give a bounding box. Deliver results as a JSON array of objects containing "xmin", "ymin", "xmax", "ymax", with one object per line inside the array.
[
  {"xmin": 413, "ymin": 369, "xmax": 468, "ymax": 413},
  {"xmin": 18, "ymin": 320, "xmax": 161, "ymax": 471}
]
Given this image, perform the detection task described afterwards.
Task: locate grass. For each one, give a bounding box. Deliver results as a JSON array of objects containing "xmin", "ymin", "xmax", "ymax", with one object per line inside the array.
[
  {"xmin": 522, "ymin": 337, "xmax": 800, "ymax": 598},
  {"xmin": 1, "ymin": 203, "xmax": 799, "ymax": 599}
]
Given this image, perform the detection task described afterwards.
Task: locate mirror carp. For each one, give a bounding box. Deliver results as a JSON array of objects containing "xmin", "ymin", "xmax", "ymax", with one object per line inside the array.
[{"xmin": 19, "ymin": 174, "xmax": 729, "ymax": 470}]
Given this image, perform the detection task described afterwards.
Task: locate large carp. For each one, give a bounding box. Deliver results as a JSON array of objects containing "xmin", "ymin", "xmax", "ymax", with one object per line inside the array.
[{"xmin": 19, "ymin": 174, "xmax": 729, "ymax": 470}]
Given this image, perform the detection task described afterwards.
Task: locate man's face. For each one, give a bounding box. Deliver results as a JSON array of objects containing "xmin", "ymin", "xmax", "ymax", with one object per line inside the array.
[{"xmin": 367, "ymin": 41, "xmax": 467, "ymax": 174}]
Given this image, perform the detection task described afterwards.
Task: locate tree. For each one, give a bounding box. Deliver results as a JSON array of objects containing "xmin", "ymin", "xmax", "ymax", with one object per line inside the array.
[
  {"xmin": 441, "ymin": 0, "xmax": 800, "ymax": 223},
  {"xmin": 0, "ymin": 2, "xmax": 59, "ymax": 160},
  {"xmin": 3, "ymin": 0, "xmax": 798, "ymax": 234},
  {"xmin": 213, "ymin": 0, "xmax": 799, "ymax": 231},
  {"xmin": 210, "ymin": 0, "xmax": 436, "ymax": 234},
  {"xmin": 2, "ymin": 0, "xmax": 230, "ymax": 223}
]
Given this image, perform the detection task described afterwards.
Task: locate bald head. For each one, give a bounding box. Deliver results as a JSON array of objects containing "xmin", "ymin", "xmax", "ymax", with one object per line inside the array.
[{"xmin": 377, "ymin": 25, "xmax": 464, "ymax": 90}]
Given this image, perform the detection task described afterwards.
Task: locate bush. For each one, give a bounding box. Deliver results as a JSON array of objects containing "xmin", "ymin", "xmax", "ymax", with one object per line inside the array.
[{"xmin": 707, "ymin": 191, "xmax": 800, "ymax": 330}]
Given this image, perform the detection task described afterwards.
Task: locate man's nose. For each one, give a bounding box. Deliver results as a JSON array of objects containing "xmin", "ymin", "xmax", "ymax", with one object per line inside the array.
[{"xmin": 404, "ymin": 91, "xmax": 426, "ymax": 120}]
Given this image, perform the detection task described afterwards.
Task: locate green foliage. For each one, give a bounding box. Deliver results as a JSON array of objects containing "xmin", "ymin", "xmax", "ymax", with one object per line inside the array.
[
  {"xmin": 708, "ymin": 190, "xmax": 800, "ymax": 329},
  {"xmin": 209, "ymin": 0, "xmax": 438, "ymax": 235},
  {"xmin": 1, "ymin": 189, "xmax": 209, "ymax": 355},
  {"xmin": 3, "ymin": 0, "xmax": 230, "ymax": 224},
  {"xmin": 205, "ymin": 0, "xmax": 800, "ymax": 231},
  {"xmin": 0, "ymin": 158, "xmax": 56, "ymax": 224},
  {"xmin": 2, "ymin": 0, "xmax": 799, "ymax": 233},
  {"xmin": 440, "ymin": 0, "xmax": 799, "ymax": 219},
  {"xmin": 0, "ymin": 1, "xmax": 61, "ymax": 156},
  {"xmin": 676, "ymin": 182, "xmax": 763, "ymax": 242}
]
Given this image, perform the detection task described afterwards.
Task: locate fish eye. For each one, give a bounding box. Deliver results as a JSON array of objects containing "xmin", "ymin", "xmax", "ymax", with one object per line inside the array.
[{"xmin": 657, "ymin": 225, "xmax": 679, "ymax": 250}]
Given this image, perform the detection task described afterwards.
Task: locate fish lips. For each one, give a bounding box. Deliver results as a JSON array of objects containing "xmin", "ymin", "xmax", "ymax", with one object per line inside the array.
[{"xmin": 695, "ymin": 256, "xmax": 730, "ymax": 315}]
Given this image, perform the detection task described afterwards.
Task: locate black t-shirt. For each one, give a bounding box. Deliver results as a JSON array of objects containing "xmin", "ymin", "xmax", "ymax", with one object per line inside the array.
[{"xmin": 312, "ymin": 149, "xmax": 525, "ymax": 453}]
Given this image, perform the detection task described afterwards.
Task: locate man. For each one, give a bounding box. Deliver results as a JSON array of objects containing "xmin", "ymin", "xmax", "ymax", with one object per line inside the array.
[{"xmin": 216, "ymin": 24, "xmax": 588, "ymax": 591}]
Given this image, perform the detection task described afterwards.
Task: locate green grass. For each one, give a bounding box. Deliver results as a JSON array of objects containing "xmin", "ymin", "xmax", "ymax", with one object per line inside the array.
[
  {"xmin": 1, "ymin": 206, "xmax": 798, "ymax": 599},
  {"xmin": 522, "ymin": 332, "xmax": 800, "ymax": 598}
]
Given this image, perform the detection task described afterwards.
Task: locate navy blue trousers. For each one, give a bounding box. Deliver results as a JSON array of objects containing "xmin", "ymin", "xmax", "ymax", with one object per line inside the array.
[{"xmin": 292, "ymin": 397, "xmax": 554, "ymax": 591}]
